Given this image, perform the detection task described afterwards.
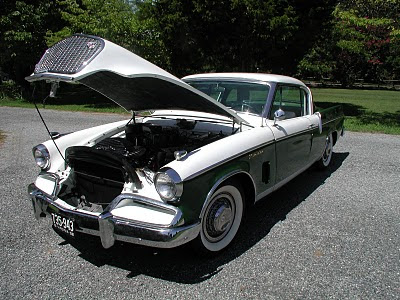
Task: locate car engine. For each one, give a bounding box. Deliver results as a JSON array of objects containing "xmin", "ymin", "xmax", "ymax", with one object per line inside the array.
[{"xmin": 60, "ymin": 120, "xmax": 227, "ymax": 209}]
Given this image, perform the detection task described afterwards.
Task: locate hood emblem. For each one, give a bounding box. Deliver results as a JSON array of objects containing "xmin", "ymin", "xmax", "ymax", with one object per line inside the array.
[{"xmin": 86, "ymin": 41, "xmax": 97, "ymax": 49}]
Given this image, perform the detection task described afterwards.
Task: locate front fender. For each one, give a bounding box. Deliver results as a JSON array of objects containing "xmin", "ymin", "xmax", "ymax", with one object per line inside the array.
[
  {"xmin": 165, "ymin": 126, "xmax": 275, "ymax": 182},
  {"xmin": 176, "ymin": 159, "xmax": 252, "ymax": 224}
]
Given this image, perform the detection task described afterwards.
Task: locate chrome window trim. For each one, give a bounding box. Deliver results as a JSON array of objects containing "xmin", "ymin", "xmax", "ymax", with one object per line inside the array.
[{"xmin": 184, "ymin": 78, "xmax": 271, "ymax": 117}]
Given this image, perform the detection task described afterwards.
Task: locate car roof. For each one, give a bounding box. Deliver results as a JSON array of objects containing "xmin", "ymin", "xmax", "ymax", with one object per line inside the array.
[{"xmin": 182, "ymin": 73, "xmax": 307, "ymax": 87}]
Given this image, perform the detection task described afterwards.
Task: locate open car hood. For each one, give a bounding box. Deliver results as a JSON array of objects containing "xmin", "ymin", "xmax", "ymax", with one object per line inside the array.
[{"xmin": 26, "ymin": 34, "xmax": 246, "ymax": 124}]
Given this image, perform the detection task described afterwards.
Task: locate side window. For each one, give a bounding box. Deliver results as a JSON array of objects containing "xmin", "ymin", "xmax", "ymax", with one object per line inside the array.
[
  {"xmin": 225, "ymin": 89, "xmax": 238, "ymax": 105},
  {"xmin": 269, "ymin": 85, "xmax": 308, "ymax": 120}
]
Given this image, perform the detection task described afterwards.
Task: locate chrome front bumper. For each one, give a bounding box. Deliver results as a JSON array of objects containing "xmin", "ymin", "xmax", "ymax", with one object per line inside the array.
[{"xmin": 28, "ymin": 184, "xmax": 200, "ymax": 249}]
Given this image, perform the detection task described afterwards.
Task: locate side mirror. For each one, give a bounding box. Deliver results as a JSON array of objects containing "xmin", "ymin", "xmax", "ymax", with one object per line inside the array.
[{"xmin": 274, "ymin": 109, "xmax": 285, "ymax": 124}]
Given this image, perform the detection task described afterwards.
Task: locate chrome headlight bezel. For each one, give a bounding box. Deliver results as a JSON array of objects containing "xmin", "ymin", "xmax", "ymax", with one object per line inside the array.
[
  {"xmin": 154, "ymin": 170, "xmax": 183, "ymax": 203},
  {"xmin": 33, "ymin": 144, "xmax": 51, "ymax": 170}
]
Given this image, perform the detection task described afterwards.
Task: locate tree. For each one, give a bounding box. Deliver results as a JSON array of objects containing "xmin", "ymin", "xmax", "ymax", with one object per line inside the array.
[
  {"xmin": 0, "ymin": 0, "xmax": 63, "ymax": 88},
  {"xmin": 298, "ymin": 0, "xmax": 400, "ymax": 86},
  {"xmin": 46, "ymin": 0, "xmax": 170, "ymax": 67},
  {"xmin": 136, "ymin": 0, "xmax": 306, "ymax": 76}
]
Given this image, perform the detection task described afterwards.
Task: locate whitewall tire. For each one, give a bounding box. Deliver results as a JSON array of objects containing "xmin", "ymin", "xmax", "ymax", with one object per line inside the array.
[
  {"xmin": 317, "ymin": 132, "xmax": 333, "ymax": 169},
  {"xmin": 194, "ymin": 182, "xmax": 244, "ymax": 254}
]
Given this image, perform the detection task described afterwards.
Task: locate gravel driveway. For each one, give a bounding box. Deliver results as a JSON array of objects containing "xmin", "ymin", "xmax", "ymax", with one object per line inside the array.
[{"xmin": 0, "ymin": 106, "xmax": 399, "ymax": 299}]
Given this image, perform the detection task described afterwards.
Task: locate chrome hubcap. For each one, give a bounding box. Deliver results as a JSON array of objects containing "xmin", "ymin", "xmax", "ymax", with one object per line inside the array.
[{"xmin": 203, "ymin": 194, "xmax": 235, "ymax": 242}]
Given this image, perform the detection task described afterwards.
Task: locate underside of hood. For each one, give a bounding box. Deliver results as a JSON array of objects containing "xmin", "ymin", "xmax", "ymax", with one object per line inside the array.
[{"xmin": 25, "ymin": 34, "xmax": 246, "ymax": 124}]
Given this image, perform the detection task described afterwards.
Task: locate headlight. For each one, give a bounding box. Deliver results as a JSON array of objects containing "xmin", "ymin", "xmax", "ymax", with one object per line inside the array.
[
  {"xmin": 154, "ymin": 171, "xmax": 182, "ymax": 202},
  {"xmin": 33, "ymin": 144, "xmax": 50, "ymax": 170}
]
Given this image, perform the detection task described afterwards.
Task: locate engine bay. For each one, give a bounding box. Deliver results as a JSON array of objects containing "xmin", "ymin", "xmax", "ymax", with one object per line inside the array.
[
  {"xmin": 59, "ymin": 119, "xmax": 229, "ymax": 210},
  {"xmin": 94, "ymin": 120, "xmax": 226, "ymax": 171}
]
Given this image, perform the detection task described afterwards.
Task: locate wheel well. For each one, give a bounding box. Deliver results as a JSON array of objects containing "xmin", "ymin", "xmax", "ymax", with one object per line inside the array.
[
  {"xmin": 225, "ymin": 172, "xmax": 256, "ymax": 210},
  {"xmin": 332, "ymin": 131, "xmax": 338, "ymax": 146}
]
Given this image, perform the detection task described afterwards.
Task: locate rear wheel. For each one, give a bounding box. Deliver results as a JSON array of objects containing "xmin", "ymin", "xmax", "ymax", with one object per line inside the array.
[
  {"xmin": 317, "ymin": 132, "xmax": 333, "ymax": 169},
  {"xmin": 193, "ymin": 181, "xmax": 244, "ymax": 254}
]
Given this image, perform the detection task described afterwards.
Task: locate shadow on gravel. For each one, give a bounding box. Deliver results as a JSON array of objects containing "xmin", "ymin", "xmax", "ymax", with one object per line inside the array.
[{"xmin": 61, "ymin": 151, "xmax": 349, "ymax": 284}]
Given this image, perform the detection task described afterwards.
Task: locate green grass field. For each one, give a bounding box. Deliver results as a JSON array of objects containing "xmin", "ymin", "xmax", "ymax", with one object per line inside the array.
[
  {"xmin": 312, "ymin": 88, "xmax": 400, "ymax": 135},
  {"xmin": 1, "ymin": 86, "xmax": 399, "ymax": 134},
  {"xmin": 0, "ymin": 97, "xmax": 127, "ymax": 114}
]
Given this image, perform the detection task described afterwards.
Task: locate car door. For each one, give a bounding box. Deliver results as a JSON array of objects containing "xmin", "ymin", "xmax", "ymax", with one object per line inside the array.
[{"xmin": 268, "ymin": 85, "xmax": 313, "ymax": 183}]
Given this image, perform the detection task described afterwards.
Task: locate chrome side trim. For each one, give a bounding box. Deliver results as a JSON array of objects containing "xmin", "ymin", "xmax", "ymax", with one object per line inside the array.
[
  {"xmin": 322, "ymin": 116, "xmax": 344, "ymax": 126},
  {"xmin": 274, "ymin": 127, "xmax": 314, "ymax": 143},
  {"xmin": 255, "ymin": 186, "xmax": 274, "ymax": 201},
  {"xmin": 272, "ymin": 159, "xmax": 316, "ymax": 195},
  {"xmin": 184, "ymin": 140, "xmax": 275, "ymax": 182},
  {"xmin": 255, "ymin": 148, "xmax": 324, "ymax": 202}
]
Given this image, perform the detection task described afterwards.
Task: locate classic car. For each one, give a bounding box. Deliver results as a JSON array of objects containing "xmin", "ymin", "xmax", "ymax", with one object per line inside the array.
[{"xmin": 27, "ymin": 34, "xmax": 344, "ymax": 254}]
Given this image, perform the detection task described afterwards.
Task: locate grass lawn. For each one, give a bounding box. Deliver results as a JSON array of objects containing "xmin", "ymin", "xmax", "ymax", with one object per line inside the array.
[
  {"xmin": 1, "ymin": 86, "xmax": 399, "ymax": 134},
  {"xmin": 312, "ymin": 88, "xmax": 400, "ymax": 135},
  {"xmin": 0, "ymin": 97, "xmax": 127, "ymax": 114}
]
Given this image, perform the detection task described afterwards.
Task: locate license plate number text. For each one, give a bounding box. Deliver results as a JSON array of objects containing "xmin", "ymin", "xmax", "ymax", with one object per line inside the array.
[{"xmin": 51, "ymin": 213, "xmax": 75, "ymax": 237}]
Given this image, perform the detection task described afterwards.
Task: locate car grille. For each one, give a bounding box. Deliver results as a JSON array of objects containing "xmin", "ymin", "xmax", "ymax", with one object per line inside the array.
[{"xmin": 34, "ymin": 34, "xmax": 104, "ymax": 74}]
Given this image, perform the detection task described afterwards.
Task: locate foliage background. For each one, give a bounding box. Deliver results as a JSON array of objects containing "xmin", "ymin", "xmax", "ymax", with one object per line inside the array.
[{"xmin": 0, "ymin": 0, "xmax": 399, "ymax": 91}]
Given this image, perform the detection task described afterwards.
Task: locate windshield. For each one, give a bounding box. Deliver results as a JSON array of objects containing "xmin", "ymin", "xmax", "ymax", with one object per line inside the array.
[{"xmin": 186, "ymin": 81, "xmax": 270, "ymax": 116}]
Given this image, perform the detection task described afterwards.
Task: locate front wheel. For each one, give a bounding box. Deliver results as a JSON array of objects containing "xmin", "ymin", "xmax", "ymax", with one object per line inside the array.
[
  {"xmin": 317, "ymin": 132, "xmax": 333, "ymax": 169},
  {"xmin": 193, "ymin": 182, "xmax": 244, "ymax": 255}
]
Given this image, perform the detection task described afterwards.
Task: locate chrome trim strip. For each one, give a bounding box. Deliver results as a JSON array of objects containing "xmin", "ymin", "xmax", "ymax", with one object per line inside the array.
[
  {"xmin": 274, "ymin": 127, "xmax": 314, "ymax": 143},
  {"xmin": 25, "ymin": 74, "xmax": 76, "ymax": 82},
  {"xmin": 184, "ymin": 78, "xmax": 270, "ymax": 85},
  {"xmin": 322, "ymin": 116, "xmax": 344, "ymax": 126},
  {"xmin": 255, "ymin": 186, "xmax": 274, "ymax": 201},
  {"xmin": 184, "ymin": 140, "xmax": 275, "ymax": 182},
  {"xmin": 273, "ymin": 159, "xmax": 316, "ymax": 192}
]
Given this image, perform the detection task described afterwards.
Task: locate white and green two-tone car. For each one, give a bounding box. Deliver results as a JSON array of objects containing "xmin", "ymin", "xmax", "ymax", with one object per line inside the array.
[{"xmin": 27, "ymin": 35, "xmax": 344, "ymax": 254}]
